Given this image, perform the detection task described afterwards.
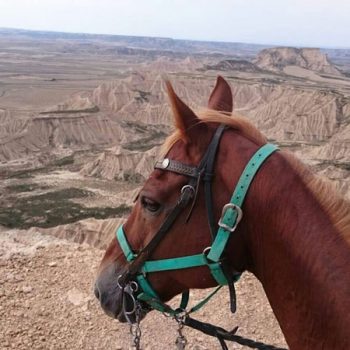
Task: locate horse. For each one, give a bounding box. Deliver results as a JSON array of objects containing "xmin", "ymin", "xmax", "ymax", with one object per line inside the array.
[{"xmin": 94, "ymin": 76, "xmax": 350, "ymax": 349}]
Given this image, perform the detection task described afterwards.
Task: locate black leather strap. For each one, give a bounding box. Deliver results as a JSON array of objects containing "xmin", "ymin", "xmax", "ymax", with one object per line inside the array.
[
  {"xmin": 154, "ymin": 159, "xmax": 199, "ymax": 178},
  {"xmin": 118, "ymin": 185, "xmax": 195, "ymax": 285},
  {"xmin": 202, "ymin": 124, "xmax": 226, "ymax": 239},
  {"xmin": 183, "ymin": 316, "xmax": 288, "ymax": 350}
]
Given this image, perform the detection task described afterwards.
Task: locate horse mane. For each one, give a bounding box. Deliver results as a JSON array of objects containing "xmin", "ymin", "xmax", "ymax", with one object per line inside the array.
[
  {"xmin": 161, "ymin": 109, "xmax": 267, "ymax": 155},
  {"xmin": 285, "ymin": 153, "xmax": 350, "ymax": 243},
  {"xmin": 162, "ymin": 109, "xmax": 350, "ymax": 243}
]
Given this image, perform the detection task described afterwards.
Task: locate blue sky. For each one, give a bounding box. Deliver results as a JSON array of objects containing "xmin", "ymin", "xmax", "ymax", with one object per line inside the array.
[{"xmin": 0, "ymin": 0, "xmax": 349, "ymax": 48}]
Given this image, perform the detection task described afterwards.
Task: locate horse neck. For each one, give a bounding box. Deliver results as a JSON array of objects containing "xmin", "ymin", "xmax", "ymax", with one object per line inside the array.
[{"xmin": 218, "ymin": 133, "xmax": 350, "ymax": 349}]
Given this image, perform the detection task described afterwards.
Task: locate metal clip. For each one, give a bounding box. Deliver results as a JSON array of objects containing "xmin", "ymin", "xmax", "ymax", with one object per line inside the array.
[
  {"xmin": 174, "ymin": 313, "xmax": 188, "ymax": 350},
  {"xmin": 218, "ymin": 203, "xmax": 243, "ymax": 232}
]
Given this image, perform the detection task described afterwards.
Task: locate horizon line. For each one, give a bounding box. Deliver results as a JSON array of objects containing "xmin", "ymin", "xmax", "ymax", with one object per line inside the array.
[{"xmin": 1, "ymin": 26, "xmax": 350, "ymax": 51}]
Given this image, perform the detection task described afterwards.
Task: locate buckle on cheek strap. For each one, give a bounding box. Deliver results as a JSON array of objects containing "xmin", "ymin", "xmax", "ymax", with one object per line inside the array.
[{"xmin": 207, "ymin": 143, "xmax": 279, "ymax": 263}]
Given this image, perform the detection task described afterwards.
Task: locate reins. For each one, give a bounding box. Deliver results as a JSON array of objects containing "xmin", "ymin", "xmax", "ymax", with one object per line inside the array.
[{"xmin": 116, "ymin": 124, "xmax": 286, "ymax": 350}]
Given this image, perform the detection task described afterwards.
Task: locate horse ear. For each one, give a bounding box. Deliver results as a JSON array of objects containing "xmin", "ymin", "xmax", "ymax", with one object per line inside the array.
[
  {"xmin": 208, "ymin": 76, "xmax": 233, "ymax": 113},
  {"xmin": 166, "ymin": 80, "xmax": 199, "ymax": 140}
]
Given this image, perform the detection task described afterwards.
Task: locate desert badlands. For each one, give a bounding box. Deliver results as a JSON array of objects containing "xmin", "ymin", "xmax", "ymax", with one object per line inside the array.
[{"xmin": 1, "ymin": 29, "xmax": 350, "ymax": 349}]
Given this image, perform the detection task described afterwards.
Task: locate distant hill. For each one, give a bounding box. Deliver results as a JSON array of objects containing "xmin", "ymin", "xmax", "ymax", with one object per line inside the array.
[
  {"xmin": 204, "ymin": 59, "xmax": 263, "ymax": 73},
  {"xmin": 254, "ymin": 47, "xmax": 342, "ymax": 75}
]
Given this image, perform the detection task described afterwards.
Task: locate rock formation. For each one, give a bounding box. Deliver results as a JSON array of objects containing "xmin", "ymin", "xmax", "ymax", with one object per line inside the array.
[
  {"xmin": 204, "ymin": 59, "xmax": 262, "ymax": 73},
  {"xmin": 80, "ymin": 145, "xmax": 159, "ymax": 181},
  {"xmin": 254, "ymin": 47, "xmax": 342, "ymax": 75}
]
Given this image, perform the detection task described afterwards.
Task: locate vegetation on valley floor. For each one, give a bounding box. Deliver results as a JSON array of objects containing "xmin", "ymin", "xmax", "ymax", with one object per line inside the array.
[
  {"xmin": 122, "ymin": 121, "xmax": 168, "ymax": 151},
  {"xmin": 5, "ymin": 183, "xmax": 44, "ymax": 192},
  {"xmin": 0, "ymin": 187, "xmax": 131, "ymax": 229}
]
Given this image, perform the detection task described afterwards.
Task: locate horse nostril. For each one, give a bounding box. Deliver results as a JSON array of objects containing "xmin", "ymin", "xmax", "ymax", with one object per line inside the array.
[{"xmin": 94, "ymin": 284, "xmax": 100, "ymax": 300}]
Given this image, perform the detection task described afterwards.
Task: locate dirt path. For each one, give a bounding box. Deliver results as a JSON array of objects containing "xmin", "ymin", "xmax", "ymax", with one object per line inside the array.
[{"xmin": 0, "ymin": 229, "xmax": 287, "ymax": 349}]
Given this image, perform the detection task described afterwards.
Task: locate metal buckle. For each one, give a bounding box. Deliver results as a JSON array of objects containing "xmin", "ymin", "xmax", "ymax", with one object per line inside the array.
[
  {"xmin": 218, "ymin": 203, "xmax": 243, "ymax": 232},
  {"xmin": 202, "ymin": 246, "xmax": 215, "ymax": 264},
  {"xmin": 202, "ymin": 246, "xmax": 211, "ymax": 256},
  {"xmin": 181, "ymin": 185, "xmax": 195, "ymax": 197}
]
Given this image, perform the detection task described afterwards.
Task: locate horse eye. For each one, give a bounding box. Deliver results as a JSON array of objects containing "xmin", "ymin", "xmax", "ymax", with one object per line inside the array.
[{"xmin": 141, "ymin": 196, "xmax": 161, "ymax": 213}]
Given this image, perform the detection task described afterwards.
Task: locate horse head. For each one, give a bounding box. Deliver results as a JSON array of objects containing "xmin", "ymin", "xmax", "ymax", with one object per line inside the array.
[{"xmin": 94, "ymin": 76, "xmax": 257, "ymax": 321}]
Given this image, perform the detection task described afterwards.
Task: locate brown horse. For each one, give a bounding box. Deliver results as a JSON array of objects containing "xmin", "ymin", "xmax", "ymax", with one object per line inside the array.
[{"xmin": 95, "ymin": 76, "xmax": 350, "ymax": 349}]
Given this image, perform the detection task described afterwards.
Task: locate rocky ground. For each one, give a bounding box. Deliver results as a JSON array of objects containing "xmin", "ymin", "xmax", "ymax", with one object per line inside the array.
[{"xmin": 0, "ymin": 228, "xmax": 287, "ymax": 350}]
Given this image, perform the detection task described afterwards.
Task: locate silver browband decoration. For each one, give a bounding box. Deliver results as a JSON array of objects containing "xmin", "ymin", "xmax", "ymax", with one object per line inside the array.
[{"xmin": 154, "ymin": 158, "xmax": 200, "ymax": 178}]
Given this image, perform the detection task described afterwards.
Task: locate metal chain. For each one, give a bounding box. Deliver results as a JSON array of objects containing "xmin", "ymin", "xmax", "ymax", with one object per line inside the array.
[
  {"xmin": 118, "ymin": 279, "xmax": 143, "ymax": 350},
  {"xmin": 129, "ymin": 303, "xmax": 142, "ymax": 349}
]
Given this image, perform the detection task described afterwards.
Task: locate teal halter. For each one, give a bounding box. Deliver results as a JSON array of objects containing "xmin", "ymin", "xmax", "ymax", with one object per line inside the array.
[{"xmin": 116, "ymin": 132, "xmax": 279, "ymax": 316}]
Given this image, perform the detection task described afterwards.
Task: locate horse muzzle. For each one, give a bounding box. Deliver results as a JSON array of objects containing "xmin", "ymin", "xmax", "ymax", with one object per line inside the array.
[{"xmin": 94, "ymin": 264, "xmax": 148, "ymax": 323}]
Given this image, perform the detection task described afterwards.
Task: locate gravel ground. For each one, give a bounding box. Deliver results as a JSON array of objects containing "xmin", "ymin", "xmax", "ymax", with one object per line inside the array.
[{"xmin": 0, "ymin": 229, "xmax": 287, "ymax": 349}]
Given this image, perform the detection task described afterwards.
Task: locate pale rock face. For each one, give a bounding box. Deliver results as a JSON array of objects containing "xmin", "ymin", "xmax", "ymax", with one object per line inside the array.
[
  {"xmin": 0, "ymin": 114, "xmax": 127, "ymax": 163},
  {"xmin": 27, "ymin": 217, "xmax": 125, "ymax": 249},
  {"xmin": 231, "ymin": 83, "xmax": 347, "ymax": 143},
  {"xmin": 81, "ymin": 74, "xmax": 350, "ymax": 201},
  {"xmin": 317, "ymin": 123, "xmax": 350, "ymax": 162},
  {"xmin": 143, "ymin": 56, "xmax": 201, "ymax": 72},
  {"xmin": 90, "ymin": 70, "xmax": 349, "ymax": 146},
  {"xmin": 80, "ymin": 145, "xmax": 159, "ymax": 181},
  {"xmin": 254, "ymin": 47, "xmax": 342, "ymax": 76},
  {"xmin": 91, "ymin": 71, "xmax": 218, "ymax": 124},
  {"xmin": 43, "ymin": 94, "xmax": 97, "ymax": 113},
  {"xmin": 49, "ymin": 72, "xmax": 350, "ymax": 198},
  {"xmin": 1, "ymin": 55, "xmax": 349, "ymax": 201}
]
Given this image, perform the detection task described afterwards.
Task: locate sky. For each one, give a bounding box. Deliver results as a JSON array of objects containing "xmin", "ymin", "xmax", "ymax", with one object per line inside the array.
[{"xmin": 0, "ymin": 0, "xmax": 349, "ymax": 48}]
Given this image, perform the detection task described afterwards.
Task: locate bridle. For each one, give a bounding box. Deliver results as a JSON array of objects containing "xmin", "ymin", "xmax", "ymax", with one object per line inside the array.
[
  {"xmin": 116, "ymin": 124, "xmax": 285, "ymax": 350},
  {"xmin": 116, "ymin": 124, "xmax": 228, "ymax": 288}
]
